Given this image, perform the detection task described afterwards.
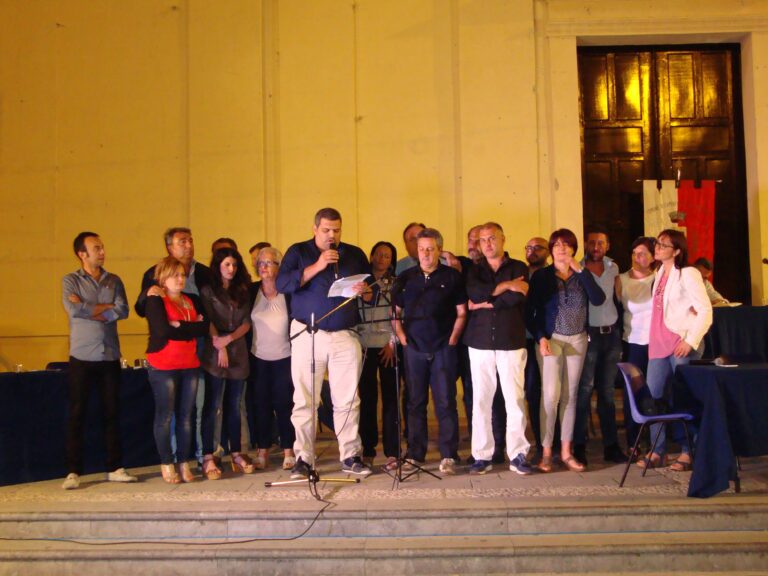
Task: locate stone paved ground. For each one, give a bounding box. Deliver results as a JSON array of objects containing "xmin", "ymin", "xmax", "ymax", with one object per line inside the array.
[{"xmin": 1, "ymin": 433, "xmax": 766, "ymax": 510}]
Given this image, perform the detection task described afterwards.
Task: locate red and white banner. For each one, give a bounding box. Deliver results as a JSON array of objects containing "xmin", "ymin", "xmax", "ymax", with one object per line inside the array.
[{"xmin": 643, "ymin": 179, "xmax": 715, "ymax": 264}]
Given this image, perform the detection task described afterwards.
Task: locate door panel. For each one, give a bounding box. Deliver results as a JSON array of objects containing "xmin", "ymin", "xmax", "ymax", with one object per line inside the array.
[
  {"xmin": 579, "ymin": 50, "xmax": 653, "ymax": 273},
  {"xmin": 579, "ymin": 45, "xmax": 749, "ymax": 303}
]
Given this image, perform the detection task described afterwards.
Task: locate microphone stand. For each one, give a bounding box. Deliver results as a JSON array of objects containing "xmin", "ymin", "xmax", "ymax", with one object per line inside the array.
[
  {"xmin": 265, "ymin": 307, "xmax": 361, "ymax": 500},
  {"xmin": 380, "ymin": 290, "xmax": 441, "ymax": 487}
]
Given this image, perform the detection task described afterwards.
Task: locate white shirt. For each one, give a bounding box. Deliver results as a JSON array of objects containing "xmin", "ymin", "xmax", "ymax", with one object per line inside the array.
[
  {"xmin": 618, "ymin": 271, "xmax": 654, "ymax": 345},
  {"xmin": 250, "ymin": 291, "xmax": 291, "ymax": 361}
]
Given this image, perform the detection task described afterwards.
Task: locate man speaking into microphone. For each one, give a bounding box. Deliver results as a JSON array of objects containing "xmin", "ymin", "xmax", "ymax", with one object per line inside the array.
[{"xmin": 277, "ymin": 207, "xmax": 371, "ymax": 477}]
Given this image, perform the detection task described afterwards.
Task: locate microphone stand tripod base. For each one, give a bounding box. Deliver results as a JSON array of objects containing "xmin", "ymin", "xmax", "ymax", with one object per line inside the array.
[{"xmin": 265, "ymin": 468, "xmax": 360, "ymax": 501}]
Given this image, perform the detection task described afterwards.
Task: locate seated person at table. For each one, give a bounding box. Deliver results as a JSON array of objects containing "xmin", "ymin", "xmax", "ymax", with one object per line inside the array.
[
  {"xmin": 61, "ymin": 231, "xmax": 137, "ymax": 489},
  {"xmin": 692, "ymin": 257, "xmax": 729, "ymax": 306}
]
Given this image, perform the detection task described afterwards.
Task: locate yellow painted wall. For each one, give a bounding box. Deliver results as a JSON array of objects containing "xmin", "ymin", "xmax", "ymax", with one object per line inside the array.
[{"xmin": 1, "ymin": 0, "xmax": 767, "ymax": 370}]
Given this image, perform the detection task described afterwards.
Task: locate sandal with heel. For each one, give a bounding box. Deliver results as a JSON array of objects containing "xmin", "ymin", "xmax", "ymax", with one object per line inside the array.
[
  {"xmin": 160, "ymin": 464, "xmax": 181, "ymax": 484},
  {"xmin": 670, "ymin": 455, "xmax": 692, "ymax": 472},
  {"xmin": 179, "ymin": 462, "xmax": 197, "ymax": 483},
  {"xmin": 231, "ymin": 453, "xmax": 255, "ymax": 474},
  {"xmin": 636, "ymin": 452, "xmax": 668, "ymax": 469},
  {"xmin": 203, "ymin": 455, "xmax": 222, "ymax": 480}
]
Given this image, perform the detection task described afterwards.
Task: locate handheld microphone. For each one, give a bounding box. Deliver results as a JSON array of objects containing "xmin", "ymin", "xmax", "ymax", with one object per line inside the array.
[{"xmin": 330, "ymin": 242, "xmax": 339, "ymax": 278}]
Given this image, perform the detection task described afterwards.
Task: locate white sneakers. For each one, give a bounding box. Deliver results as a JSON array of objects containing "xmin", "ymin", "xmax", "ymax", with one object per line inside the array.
[
  {"xmin": 62, "ymin": 473, "xmax": 80, "ymax": 490},
  {"xmin": 62, "ymin": 468, "xmax": 138, "ymax": 490},
  {"xmin": 106, "ymin": 468, "xmax": 138, "ymax": 483}
]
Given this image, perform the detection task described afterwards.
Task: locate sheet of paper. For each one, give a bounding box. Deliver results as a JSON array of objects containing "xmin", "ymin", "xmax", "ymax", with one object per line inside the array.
[{"xmin": 328, "ymin": 274, "xmax": 370, "ymax": 298}]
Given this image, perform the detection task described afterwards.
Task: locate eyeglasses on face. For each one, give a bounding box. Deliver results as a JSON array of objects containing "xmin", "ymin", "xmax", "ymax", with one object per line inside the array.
[
  {"xmin": 656, "ymin": 241, "xmax": 674, "ymax": 250},
  {"xmin": 257, "ymin": 260, "xmax": 279, "ymax": 268},
  {"xmin": 525, "ymin": 245, "xmax": 546, "ymax": 252}
]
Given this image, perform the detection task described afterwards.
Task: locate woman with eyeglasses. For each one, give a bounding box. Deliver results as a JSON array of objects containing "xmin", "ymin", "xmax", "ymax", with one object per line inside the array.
[
  {"xmin": 528, "ymin": 229, "xmax": 606, "ymax": 472},
  {"xmin": 144, "ymin": 256, "xmax": 209, "ymax": 484},
  {"xmin": 614, "ymin": 236, "xmax": 656, "ymax": 452},
  {"xmin": 199, "ymin": 248, "xmax": 254, "ymax": 479},
  {"xmin": 249, "ymin": 247, "xmax": 296, "ymax": 470},
  {"xmin": 638, "ymin": 229, "xmax": 712, "ymax": 471}
]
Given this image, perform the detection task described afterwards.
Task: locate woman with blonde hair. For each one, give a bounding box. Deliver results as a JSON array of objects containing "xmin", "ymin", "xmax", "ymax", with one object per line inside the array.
[
  {"xmin": 145, "ymin": 256, "xmax": 209, "ymax": 483},
  {"xmin": 249, "ymin": 246, "xmax": 296, "ymax": 470}
]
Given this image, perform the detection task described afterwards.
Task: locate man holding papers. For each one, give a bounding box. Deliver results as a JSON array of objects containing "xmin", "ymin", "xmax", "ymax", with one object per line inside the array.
[{"xmin": 276, "ymin": 208, "xmax": 371, "ymax": 477}]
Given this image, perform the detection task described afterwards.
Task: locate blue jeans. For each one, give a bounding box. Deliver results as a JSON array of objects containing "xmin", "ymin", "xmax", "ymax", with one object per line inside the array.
[
  {"xmin": 646, "ymin": 343, "xmax": 703, "ymax": 456},
  {"xmin": 148, "ymin": 366, "xmax": 199, "ymax": 465},
  {"xmin": 202, "ymin": 375, "xmax": 245, "ymax": 454},
  {"xmin": 574, "ymin": 329, "xmax": 622, "ymax": 448},
  {"xmin": 403, "ymin": 344, "xmax": 459, "ymax": 461}
]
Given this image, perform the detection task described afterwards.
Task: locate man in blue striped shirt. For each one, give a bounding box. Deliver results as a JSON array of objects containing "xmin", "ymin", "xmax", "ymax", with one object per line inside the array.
[{"xmin": 61, "ymin": 232, "xmax": 137, "ymax": 489}]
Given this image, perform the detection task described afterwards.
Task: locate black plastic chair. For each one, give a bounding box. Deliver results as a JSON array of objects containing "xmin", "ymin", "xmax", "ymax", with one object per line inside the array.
[{"xmin": 617, "ymin": 362, "xmax": 695, "ymax": 487}]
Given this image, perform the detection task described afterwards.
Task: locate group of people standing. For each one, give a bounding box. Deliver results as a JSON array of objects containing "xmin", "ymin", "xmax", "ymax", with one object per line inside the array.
[{"xmin": 60, "ymin": 206, "xmax": 713, "ymax": 489}]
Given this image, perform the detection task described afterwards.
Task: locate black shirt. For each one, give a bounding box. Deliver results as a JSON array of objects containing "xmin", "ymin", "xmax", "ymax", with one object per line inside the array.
[
  {"xmin": 392, "ymin": 263, "xmax": 467, "ymax": 353},
  {"xmin": 276, "ymin": 238, "xmax": 369, "ymax": 331},
  {"xmin": 463, "ymin": 255, "xmax": 528, "ymax": 351}
]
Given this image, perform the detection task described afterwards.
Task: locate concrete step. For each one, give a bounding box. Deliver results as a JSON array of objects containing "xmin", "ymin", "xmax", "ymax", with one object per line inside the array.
[
  {"xmin": 2, "ymin": 498, "xmax": 767, "ymax": 540},
  {"xmin": 0, "ymin": 530, "xmax": 766, "ymax": 575}
]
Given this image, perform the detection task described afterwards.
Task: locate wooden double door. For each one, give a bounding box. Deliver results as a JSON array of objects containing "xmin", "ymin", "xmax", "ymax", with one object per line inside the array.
[{"xmin": 579, "ymin": 45, "xmax": 749, "ymax": 302}]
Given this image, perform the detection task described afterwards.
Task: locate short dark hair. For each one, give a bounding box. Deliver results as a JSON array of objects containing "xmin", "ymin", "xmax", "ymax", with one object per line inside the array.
[
  {"xmin": 658, "ymin": 229, "xmax": 688, "ymax": 269},
  {"xmin": 402, "ymin": 222, "xmax": 426, "ymax": 240},
  {"xmin": 314, "ymin": 207, "xmax": 342, "ymax": 226},
  {"xmin": 548, "ymin": 228, "xmax": 578, "ymax": 255},
  {"xmin": 417, "ymin": 228, "xmax": 444, "ymax": 250},
  {"xmin": 164, "ymin": 227, "xmax": 191, "ymax": 247},
  {"xmin": 692, "ymin": 256, "xmax": 712, "ymax": 271},
  {"xmin": 631, "ymin": 236, "xmax": 655, "ymax": 254},
  {"xmin": 211, "ymin": 237, "xmax": 237, "ymax": 252},
  {"xmin": 249, "ymin": 241, "xmax": 271, "ymax": 254},
  {"xmin": 73, "ymin": 232, "xmax": 99, "ymax": 256},
  {"xmin": 585, "ymin": 224, "xmax": 609, "ymax": 241}
]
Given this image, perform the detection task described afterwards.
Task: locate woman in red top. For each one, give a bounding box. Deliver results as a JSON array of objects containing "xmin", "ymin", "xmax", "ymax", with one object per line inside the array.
[{"xmin": 145, "ymin": 256, "xmax": 209, "ymax": 483}]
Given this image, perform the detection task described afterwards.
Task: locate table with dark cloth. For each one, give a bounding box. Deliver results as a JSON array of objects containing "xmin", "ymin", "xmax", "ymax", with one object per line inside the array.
[
  {"xmin": 676, "ymin": 363, "xmax": 768, "ymax": 498},
  {"xmin": 0, "ymin": 368, "xmax": 158, "ymax": 486},
  {"xmin": 703, "ymin": 305, "xmax": 768, "ymax": 361}
]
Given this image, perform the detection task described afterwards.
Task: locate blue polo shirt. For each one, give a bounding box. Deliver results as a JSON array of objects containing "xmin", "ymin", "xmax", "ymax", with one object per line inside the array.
[
  {"xmin": 392, "ymin": 263, "xmax": 467, "ymax": 353},
  {"xmin": 276, "ymin": 238, "xmax": 369, "ymax": 331}
]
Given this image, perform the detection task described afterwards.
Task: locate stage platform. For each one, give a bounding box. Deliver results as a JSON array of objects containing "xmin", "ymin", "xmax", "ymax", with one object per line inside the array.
[{"xmin": 1, "ymin": 434, "xmax": 767, "ymax": 575}]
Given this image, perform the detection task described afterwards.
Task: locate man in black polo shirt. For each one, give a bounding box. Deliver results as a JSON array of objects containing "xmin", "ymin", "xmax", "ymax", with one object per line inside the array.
[
  {"xmin": 393, "ymin": 228, "xmax": 467, "ymax": 474},
  {"xmin": 464, "ymin": 222, "xmax": 533, "ymax": 475},
  {"xmin": 276, "ymin": 207, "xmax": 371, "ymax": 477}
]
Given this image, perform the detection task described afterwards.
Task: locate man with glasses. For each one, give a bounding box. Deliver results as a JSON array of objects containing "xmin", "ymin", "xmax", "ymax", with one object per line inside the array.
[{"xmin": 523, "ymin": 237, "xmax": 551, "ymax": 458}]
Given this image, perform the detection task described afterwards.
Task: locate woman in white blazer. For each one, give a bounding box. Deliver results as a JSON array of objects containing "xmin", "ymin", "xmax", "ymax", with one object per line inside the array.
[{"xmin": 638, "ymin": 229, "xmax": 712, "ymax": 472}]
